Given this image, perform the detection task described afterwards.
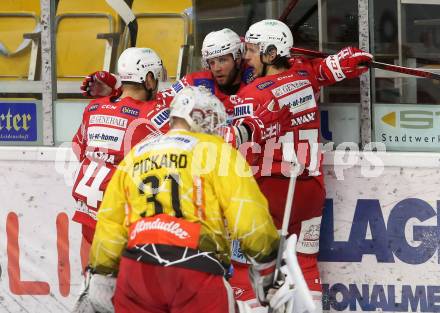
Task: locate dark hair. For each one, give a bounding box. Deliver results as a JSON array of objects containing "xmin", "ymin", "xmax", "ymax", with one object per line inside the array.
[
  {"xmin": 271, "ymin": 56, "xmax": 291, "ymax": 70},
  {"xmin": 264, "ymin": 45, "xmax": 291, "ymax": 70}
]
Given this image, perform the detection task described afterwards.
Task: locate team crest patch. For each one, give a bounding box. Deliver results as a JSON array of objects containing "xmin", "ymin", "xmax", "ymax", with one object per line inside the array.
[
  {"xmin": 120, "ymin": 106, "xmax": 139, "ymax": 117},
  {"xmin": 88, "ymin": 104, "xmax": 99, "ymax": 112},
  {"xmin": 193, "ymin": 78, "xmax": 215, "ymax": 94},
  {"xmin": 256, "ymin": 80, "xmax": 274, "ymax": 90}
]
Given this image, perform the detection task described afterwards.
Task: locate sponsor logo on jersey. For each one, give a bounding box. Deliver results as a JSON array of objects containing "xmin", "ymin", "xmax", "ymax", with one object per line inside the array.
[
  {"xmin": 89, "ymin": 114, "xmax": 128, "ymax": 129},
  {"xmin": 121, "ymin": 106, "xmax": 139, "ymax": 117},
  {"xmin": 291, "ymin": 111, "xmax": 316, "ymax": 126},
  {"xmin": 231, "ymin": 240, "xmax": 249, "ymax": 264},
  {"xmin": 278, "ymin": 86, "xmax": 316, "ymax": 115},
  {"xmin": 232, "ymin": 287, "xmax": 245, "ymax": 299},
  {"xmin": 88, "ymin": 104, "xmax": 99, "ymax": 112},
  {"xmin": 171, "ymin": 81, "xmax": 184, "ymax": 93},
  {"xmin": 256, "ymin": 80, "xmax": 274, "ymax": 90},
  {"xmin": 87, "ymin": 126, "xmax": 124, "ymax": 150},
  {"xmin": 194, "ymin": 78, "xmax": 215, "ymax": 94},
  {"xmin": 102, "ymin": 104, "xmax": 117, "ymax": 110},
  {"xmin": 127, "ymin": 214, "xmax": 201, "ymax": 249},
  {"xmin": 276, "ymin": 73, "xmax": 294, "ymax": 80},
  {"xmin": 84, "ymin": 150, "xmax": 116, "ymax": 164},
  {"xmin": 151, "ymin": 108, "xmax": 170, "ymax": 129},
  {"xmin": 135, "ymin": 134, "xmax": 198, "ymax": 156},
  {"xmin": 297, "ymin": 70, "xmax": 309, "ymax": 76},
  {"xmin": 297, "ymin": 216, "xmax": 321, "ymax": 254},
  {"xmin": 74, "ymin": 200, "xmax": 97, "ymax": 220},
  {"xmin": 271, "ymin": 79, "xmax": 310, "ymax": 98},
  {"xmin": 233, "ymin": 104, "xmax": 253, "ymax": 118}
]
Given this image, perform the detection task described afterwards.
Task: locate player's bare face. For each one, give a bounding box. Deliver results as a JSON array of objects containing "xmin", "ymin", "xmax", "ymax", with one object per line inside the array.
[
  {"xmin": 244, "ymin": 43, "xmax": 263, "ymax": 77},
  {"xmin": 207, "ymin": 55, "xmax": 237, "ymax": 87}
]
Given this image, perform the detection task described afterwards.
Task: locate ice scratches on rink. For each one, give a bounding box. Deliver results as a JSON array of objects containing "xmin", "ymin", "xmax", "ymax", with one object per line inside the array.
[{"xmin": 0, "ymin": 291, "xmax": 73, "ymax": 312}]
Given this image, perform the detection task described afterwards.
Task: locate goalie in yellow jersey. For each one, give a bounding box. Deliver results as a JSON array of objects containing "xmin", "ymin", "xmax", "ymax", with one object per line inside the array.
[{"xmin": 82, "ymin": 86, "xmax": 280, "ymax": 313}]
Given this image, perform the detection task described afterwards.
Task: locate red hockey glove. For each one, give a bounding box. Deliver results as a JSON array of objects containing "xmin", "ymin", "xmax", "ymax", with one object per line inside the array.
[
  {"xmin": 80, "ymin": 71, "xmax": 121, "ymax": 98},
  {"xmin": 218, "ymin": 124, "xmax": 247, "ymax": 148},
  {"xmin": 322, "ymin": 47, "xmax": 372, "ymax": 82},
  {"xmin": 337, "ymin": 46, "xmax": 372, "ymax": 79}
]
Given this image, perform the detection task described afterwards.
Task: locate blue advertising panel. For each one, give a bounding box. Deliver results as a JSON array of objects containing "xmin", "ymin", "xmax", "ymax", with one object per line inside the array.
[
  {"xmin": 319, "ymin": 163, "xmax": 440, "ymax": 312},
  {"xmin": 0, "ymin": 102, "xmax": 37, "ymax": 142}
]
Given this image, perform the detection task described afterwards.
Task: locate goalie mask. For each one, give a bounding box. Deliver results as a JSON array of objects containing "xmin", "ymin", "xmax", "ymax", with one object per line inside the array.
[
  {"xmin": 169, "ymin": 86, "xmax": 227, "ymax": 135},
  {"xmin": 117, "ymin": 47, "xmax": 166, "ymax": 83}
]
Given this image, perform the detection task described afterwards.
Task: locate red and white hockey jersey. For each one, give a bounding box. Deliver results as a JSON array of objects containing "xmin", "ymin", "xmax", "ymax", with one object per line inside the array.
[
  {"xmin": 71, "ymin": 96, "xmax": 170, "ymax": 229},
  {"xmin": 234, "ymin": 57, "xmax": 335, "ymax": 186}
]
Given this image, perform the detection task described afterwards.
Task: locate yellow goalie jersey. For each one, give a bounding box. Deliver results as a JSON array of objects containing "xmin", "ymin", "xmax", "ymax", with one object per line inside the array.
[{"xmin": 89, "ymin": 129, "xmax": 279, "ymax": 275}]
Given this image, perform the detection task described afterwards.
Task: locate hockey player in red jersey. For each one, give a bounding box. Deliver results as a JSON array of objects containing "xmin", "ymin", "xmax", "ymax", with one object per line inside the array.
[
  {"xmin": 81, "ymin": 28, "xmax": 252, "ymax": 122},
  {"xmin": 71, "ymin": 47, "xmax": 169, "ymax": 247},
  {"xmin": 167, "ymin": 28, "xmax": 252, "ymax": 112},
  {"xmin": 226, "ymin": 19, "xmax": 373, "ymax": 312}
]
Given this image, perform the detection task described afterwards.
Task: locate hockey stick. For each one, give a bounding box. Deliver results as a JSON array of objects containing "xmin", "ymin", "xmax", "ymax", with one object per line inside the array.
[
  {"xmin": 279, "ymin": 0, "xmax": 300, "ymax": 22},
  {"xmin": 106, "ymin": 0, "xmax": 138, "ymax": 47},
  {"xmin": 291, "ymin": 47, "xmax": 440, "ymax": 81},
  {"xmin": 291, "ymin": 4, "xmax": 318, "ymax": 33},
  {"xmin": 268, "ymin": 163, "xmax": 299, "ymax": 313},
  {"xmin": 269, "ymin": 234, "xmax": 316, "ymax": 313}
]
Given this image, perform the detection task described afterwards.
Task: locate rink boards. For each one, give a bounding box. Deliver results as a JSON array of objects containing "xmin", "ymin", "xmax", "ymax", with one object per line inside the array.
[{"xmin": 0, "ymin": 147, "xmax": 439, "ymax": 313}]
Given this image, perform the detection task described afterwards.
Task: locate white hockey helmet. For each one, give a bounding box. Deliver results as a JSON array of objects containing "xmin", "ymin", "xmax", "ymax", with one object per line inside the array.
[
  {"xmin": 201, "ymin": 28, "xmax": 243, "ymax": 68},
  {"xmin": 169, "ymin": 86, "xmax": 227, "ymax": 134},
  {"xmin": 245, "ymin": 19, "xmax": 293, "ymax": 57},
  {"xmin": 117, "ymin": 47, "xmax": 165, "ymax": 83}
]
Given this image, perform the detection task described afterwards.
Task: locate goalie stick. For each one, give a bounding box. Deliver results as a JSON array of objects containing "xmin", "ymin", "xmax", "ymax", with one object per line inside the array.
[
  {"xmin": 106, "ymin": 0, "xmax": 138, "ymax": 47},
  {"xmin": 291, "ymin": 47, "xmax": 440, "ymax": 81},
  {"xmin": 267, "ymin": 162, "xmax": 315, "ymax": 313}
]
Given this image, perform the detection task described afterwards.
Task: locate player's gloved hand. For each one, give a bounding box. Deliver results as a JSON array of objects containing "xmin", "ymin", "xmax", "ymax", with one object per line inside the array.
[
  {"xmin": 71, "ymin": 269, "xmax": 95, "ymax": 313},
  {"xmin": 218, "ymin": 125, "xmax": 240, "ymax": 148},
  {"xmin": 323, "ymin": 46, "xmax": 373, "ymax": 82},
  {"xmin": 269, "ymin": 235, "xmax": 317, "ymax": 313},
  {"xmin": 248, "ymin": 259, "xmax": 276, "ymax": 306},
  {"xmin": 81, "ymin": 71, "xmax": 121, "ymax": 98},
  {"xmin": 267, "ymin": 268, "xmax": 294, "ymax": 313},
  {"xmin": 72, "ymin": 267, "xmax": 116, "ymax": 313},
  {"xmin": 88, "ymin": 270, "xmax": 116, "ymax": 313},
  {"xmin": 337, "ymin": 46, "xmax": 373, "ymax": 79}
]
